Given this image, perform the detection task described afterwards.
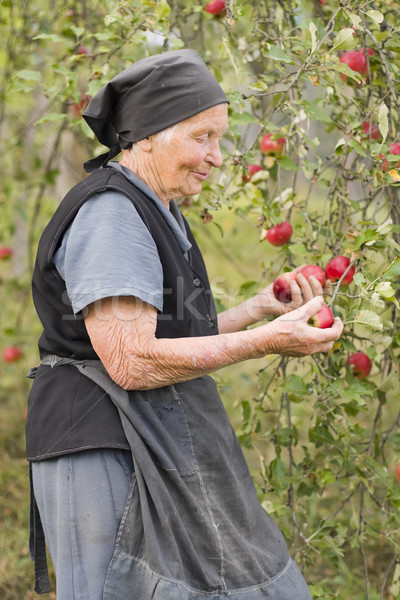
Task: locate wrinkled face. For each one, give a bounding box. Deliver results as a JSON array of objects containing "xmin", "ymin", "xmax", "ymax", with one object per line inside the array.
[{"xmin": 147, "ymin": 103, "xmax": 228, "ymax": 202}]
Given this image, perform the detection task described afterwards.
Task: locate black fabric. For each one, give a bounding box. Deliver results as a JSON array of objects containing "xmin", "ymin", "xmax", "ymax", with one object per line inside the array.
[
  {"xmin": 26, "ymin": 166, "xmax": 218, "ymax": 460},
  {"xmin": 82, "ymin": 49, "xmax": 228, "ymax": 172}
]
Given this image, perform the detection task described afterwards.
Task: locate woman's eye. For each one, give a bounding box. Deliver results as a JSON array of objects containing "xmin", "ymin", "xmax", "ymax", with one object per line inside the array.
[{"xmin": 196, "ymin": 135, "xmax": 209, "ymax": 142}]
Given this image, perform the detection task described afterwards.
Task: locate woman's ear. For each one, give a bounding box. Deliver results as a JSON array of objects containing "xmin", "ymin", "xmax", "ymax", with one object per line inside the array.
[{"xmin": 136, "ymin": 137, "xmax": 152, "ymax": 152}]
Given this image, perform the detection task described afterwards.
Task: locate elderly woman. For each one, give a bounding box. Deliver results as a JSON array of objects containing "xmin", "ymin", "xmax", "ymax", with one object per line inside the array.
[{"xmin": 26, "ymin": 49, "xmax": 342, "ymax": 600}]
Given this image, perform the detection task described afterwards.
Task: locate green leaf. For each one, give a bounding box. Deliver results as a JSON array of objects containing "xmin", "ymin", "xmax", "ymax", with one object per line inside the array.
[
  {"xmin": 70, "ymin": 25, "xmax": 85, "ymax": 37},
  {"xmin": 375, "ymin": 282, "xmax": 400, "ymax": 308},
  {"xmin": 33, "ymin": 33, "xmax": 65, "ymax": 43},
  {"xmin": 383, "ymin": 256, "xmax": 400, "ymax": 280},
  {"xmin": 301, "ymin": 100, "xmax": 332, "ymax": 123},
  {"xmin": 354, "ymin": 310, "xmax": 383, "ymax": 331},
  {"xmin": 366, "ymin": 10, "xmax": 384, "ymax": 25},
  {"xmin": 277, "ymin": 155, "xmax": 298, "ymax": 171},
  {"xmin": 15, "ymin": 69, "xmax": 41, "ymax": 82},
  {"xmin": 348, "ymin": 138, "xmax": 367, "ymax": 158},
  {"xmin": 309, "ymin": 21, "xmax": 318, "ymax": 54},
  {"xmin": 352, "ymin": 229, "xmax": 377, "ymax": 250},
  {"xmin": 347, "ymin": 13, "xmax": 362, "ymax": 30},
  {"xmin": 230, "ymin": 111, "xmax": 258, "ymax": 125},
  {"xmin": 378, "ymin": 102, "xmax": 389, "ymax": 142},
  {"xmin": 155, "ymin": 0, "xmax": 171, "ymax": 20},
  {"xmin": 264, "ymin": 44, "xmax": 294, "ymax": 64},
  {"xmin": 282, "ymin": 374, "xmax": 308, "ymax": 397},
  {"xmin": 332, "ymin": 29, "xmax": 356, "ymax": 52}
]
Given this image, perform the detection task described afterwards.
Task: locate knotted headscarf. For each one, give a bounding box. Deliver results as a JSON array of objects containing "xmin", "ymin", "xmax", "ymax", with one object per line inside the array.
[{"xmin": 82, "ymin": 49, "xmax": 229, "ymax": 172}]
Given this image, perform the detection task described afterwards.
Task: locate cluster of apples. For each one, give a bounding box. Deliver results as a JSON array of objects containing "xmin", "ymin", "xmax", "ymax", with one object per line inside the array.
[
  {"xmin": 242, "ymin": 133, "xmax": 286, "ymax": 182},
  {"xmin": 273, "ymin": 257, "xmax": 355, "ymax": 307}
]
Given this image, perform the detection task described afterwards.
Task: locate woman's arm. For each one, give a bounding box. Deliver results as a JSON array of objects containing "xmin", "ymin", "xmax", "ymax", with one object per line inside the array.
[{"xmin": 84, "ymin": 295, "xmax": 342, "ymax": 391}]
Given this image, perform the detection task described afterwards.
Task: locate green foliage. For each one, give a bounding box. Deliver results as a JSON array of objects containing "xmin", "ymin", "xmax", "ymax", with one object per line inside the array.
[{"xmin": 0, "ymin": 0, "xmax": 399, "ymax": 598}]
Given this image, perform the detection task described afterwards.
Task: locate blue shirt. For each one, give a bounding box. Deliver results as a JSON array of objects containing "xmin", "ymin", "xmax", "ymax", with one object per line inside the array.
[{"xmin": 53, "ymin": 162, "xmax": 191, "ymax": 314}]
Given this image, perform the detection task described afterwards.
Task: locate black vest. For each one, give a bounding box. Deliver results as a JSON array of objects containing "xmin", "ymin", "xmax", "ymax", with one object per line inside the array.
[{"xmin": 26, "ymin": 166, "xmax": 218, "ymax": 460}]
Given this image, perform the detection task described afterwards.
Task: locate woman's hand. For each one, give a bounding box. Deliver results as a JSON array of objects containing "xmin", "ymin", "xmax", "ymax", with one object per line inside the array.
[
  {"xmin": 252, "ymin": 265, "xmax": 331, "ymax": 319},
  {"xmin": 258, "ymin": 296, "xmax": 343, "ymax": 357}
]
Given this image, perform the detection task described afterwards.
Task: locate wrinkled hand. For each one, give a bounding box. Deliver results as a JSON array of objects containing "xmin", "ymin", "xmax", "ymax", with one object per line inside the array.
[
  {"xmin": 255, "ymin": 265, "xmax": 332, "ymax": 318},
  {"xmin": 259, "ymin": 296, "xmax": 343, "ymax": 357}
]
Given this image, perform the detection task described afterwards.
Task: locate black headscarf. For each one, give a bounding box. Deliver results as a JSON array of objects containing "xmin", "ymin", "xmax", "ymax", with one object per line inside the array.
[{"xmin": 82, "ymin": 49, "xmax": 229, "ymax": 172}]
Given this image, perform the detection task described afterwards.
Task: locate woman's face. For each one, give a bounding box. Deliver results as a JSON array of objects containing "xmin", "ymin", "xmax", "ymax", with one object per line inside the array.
[{"xmin": 143, "ymin": 103, "xmax": 228, "ymax": 203}]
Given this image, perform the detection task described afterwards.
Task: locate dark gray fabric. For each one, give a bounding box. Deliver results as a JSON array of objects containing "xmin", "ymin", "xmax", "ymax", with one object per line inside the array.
[
  {"xmin": 38, "ymin": 355, "xmax": 295, "ymax": 598},
  {"xmin": 82, "ymin": 49, "xmax": 228, "ymax": 171}
]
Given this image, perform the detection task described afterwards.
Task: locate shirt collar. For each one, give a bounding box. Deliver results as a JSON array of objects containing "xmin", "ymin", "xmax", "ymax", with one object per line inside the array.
[{"xmin": 108, "ymin": 162, "xmax": 192, "ymax": 256}]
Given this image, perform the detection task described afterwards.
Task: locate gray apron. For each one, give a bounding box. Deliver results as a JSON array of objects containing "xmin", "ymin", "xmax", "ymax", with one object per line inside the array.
[{"xmin": 39, "ymin": 356, "xmax": 296, "ymax": 599}]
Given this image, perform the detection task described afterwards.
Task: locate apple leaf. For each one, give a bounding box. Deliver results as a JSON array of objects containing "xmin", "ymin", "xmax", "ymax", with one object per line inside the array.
[
  {"xmin": 366, "ymin": 10, "xmax": 384, "ymax": 25},
  {"xmin": 354, "ymin": 310, "xmax": 383, "ymax": 331},
  {"xmin": 352, "ymin": 229, "xmax": 378, "ymax": 250},
  {"xmin": 375, "ymin": 282, "xmax": 400, "ymax": 308},
  {"xmin": 392, "ymin": 564, "xmax": 400, "ymax": 598},
  {"xmin": 300, "ymin": 100, "xmax": 332, "ymax": 123},
  {"xmin": 282, "ymin": 374, "xmax": 308, "ymax": 397},
  {"xmin": 347, "ymin": 12, "xmax": 362, "ymax": 30},
  {"xmin": 230, "ymin": 111, "xmax": 258, "ymax": 125},
  {"xmin": 348, "ymin": 139, "xmax": 368, "ymax": 158},
  {"xmin": 378, "ymin": 102, "xmax": 389, "ymax": 142},
  {"xmin": 264, "ymin": 44, "xmax": 294, "ymax": 64},
  {"xmin": 309, "ymin": 21, "xmax": 318, "ymax": 54},
  {"xmin": 16, "ymin": 69, "xmax": 42, "ymax": 82},
  {"xmin": 383, "ymin": 256, "xmax": 400, "ymax": 280},
  {"xmin": 331, "ymin": 28, "xmax": 356, "ymax": 52},
  {"xmin": 277, "ymin": 155, "xmax": 298, "ymax": 171}
]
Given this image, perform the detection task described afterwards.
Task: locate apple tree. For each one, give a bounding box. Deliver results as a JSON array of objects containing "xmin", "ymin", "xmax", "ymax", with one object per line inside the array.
[{"xmin": 0, "ymin": 1, "xmax": 399, "ymax": 598}]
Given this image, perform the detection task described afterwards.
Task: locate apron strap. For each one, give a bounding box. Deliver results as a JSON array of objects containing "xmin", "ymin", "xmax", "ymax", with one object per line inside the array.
[{"xmin": 29, "ymin": 460, "xmax": 51, "ymax": 593}]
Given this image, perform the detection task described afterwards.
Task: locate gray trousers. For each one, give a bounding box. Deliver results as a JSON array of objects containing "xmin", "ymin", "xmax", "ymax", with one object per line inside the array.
[{"xmin": 31, "ymin": 449, "xmax": 134, "ymax": 600}]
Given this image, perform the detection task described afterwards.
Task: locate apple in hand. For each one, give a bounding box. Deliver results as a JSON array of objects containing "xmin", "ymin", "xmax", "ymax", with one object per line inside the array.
[
  {"xmin": 347, "ymin": 352, "xmax": 372, "ymax": 379},
  {"xmin": 2, "ymin": 346, "xmax": 22, "ymax": 363},
  {"xmin": 0, "ymin": 246, "xmax": 13, "ymax": 259},
  {"xmin": 308, "ymin": 304, "xmax": 334, "ymax": 329},
  {"xmin": 301, "ymin": 265, "xmax": 325, "ymax": 287},
  {"xmin": 325, "ymin": 256, "xmax": 355, "ymax": 285},
  {"xmin": 263, "ymin": 222, "xmax": 293, "ymax": 246},
  {"xmin": 260, "ymin": 134, "xmax": 286, "ymax": 157},
  {"xmin": 272, "ymin": 271, "xmax": 297, "ymax": 303},
  {"xmin": 204, "ymin": 0, "xmax": 226, "ymax": 15},
  {"xmin": 243, "ymin": 164, "xmax": 263, "ymax": 182}
]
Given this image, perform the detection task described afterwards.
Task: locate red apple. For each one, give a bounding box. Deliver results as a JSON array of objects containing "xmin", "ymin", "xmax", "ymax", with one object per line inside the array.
[
  {"xmin": 264, "ymin": 222, "xmax": 293, "ymax": 246},
  {"xmin": 395, "ymin": 463, "xmax": 400, "ymax": 484},
  {"xmin": 325, "ymin": 256, "xmax": 355, "ymax": 285},
  {"xmin": 0, "ymin": 246, "xmax": 13, "ymax": 259},
  {"xmin": 243, "ymin": 164, "xmax": 263, "ymax": 182},
  {"xmin": 347, "ymin": 352, "xmax": 372, "ymax": 379},
  {"xmin": 361, "ymin": 121, "xmax": 380, "ymax": 140},
  {"xmin": 361, "ymin": 47, "xmax": 375, "ymax": 57},
  {"xmin": 273, "ymin": 271, "xmax": 297, "ymax": 303},
  {"xmin": 340, "ymin": 50, "xmax": 367, "ymax": 81},
  {"xmin": 301, "ymin": 265, "xmax": 325, "ymax": 287},
  {"xmin": 308, "ymin": 305, "xmax": 334, "ymax": 329},
  {"xmin": 2, "ymin": 346, "xmax": 22, "ymax": 363},
  {"xmin": 380, "ymin": 143, "xmax": 400, "ymax": 172},
  {"xmin": 76, "ymin": 46, "xmax": 88, "ymax": 55},
  {"xmin": 260, "ymin": 134, "xmax": 286, "ymax": 157},
  {"xmin": 204, "ymin": 0, "xmax": 226, "ymax": 15}
]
